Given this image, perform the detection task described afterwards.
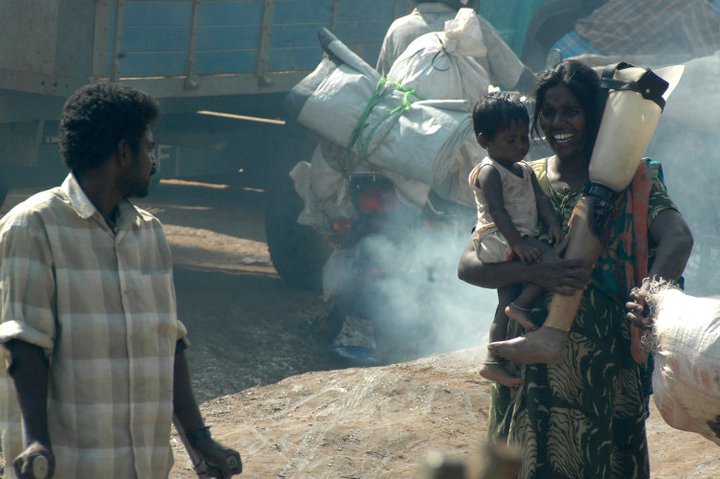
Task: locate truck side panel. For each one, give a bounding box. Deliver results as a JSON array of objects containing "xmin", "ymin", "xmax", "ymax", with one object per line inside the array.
[
  {"xmin": 98, "ymin": 0, "xmax": 410, "ymax": 96},
  {"xmin": 478, "ymin": 0, "xmax": 547, "ymax": 54}
]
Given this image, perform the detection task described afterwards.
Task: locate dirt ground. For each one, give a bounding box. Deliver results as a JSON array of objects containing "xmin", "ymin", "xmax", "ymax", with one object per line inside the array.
[{"xmin": 2, "ymin": 180, "xmax": 718, "ymax": 478}]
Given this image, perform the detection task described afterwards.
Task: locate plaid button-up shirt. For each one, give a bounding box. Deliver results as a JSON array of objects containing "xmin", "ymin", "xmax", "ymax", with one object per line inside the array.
[
  {"xmin": 576, "ymin": 0, "xmax": 720, "ymax": 57},
  {"xmin": 0, "ymin": 174, "xmax": 187, "ymax": 478}
]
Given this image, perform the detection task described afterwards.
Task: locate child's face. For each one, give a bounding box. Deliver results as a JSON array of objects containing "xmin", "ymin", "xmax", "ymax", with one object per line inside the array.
[{"xmin": 478, "ymin": 121, "xmax": 529, "ymax": 166}]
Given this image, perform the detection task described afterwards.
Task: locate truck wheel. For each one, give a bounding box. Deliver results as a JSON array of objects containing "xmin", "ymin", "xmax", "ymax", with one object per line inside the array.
[{"xmin": 265, "ymin": 182, "xmax": 330, "ymax": 291}]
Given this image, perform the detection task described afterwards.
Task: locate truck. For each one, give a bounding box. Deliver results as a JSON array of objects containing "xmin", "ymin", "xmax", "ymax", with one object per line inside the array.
[{"xmin": 0, "ymin": 0, "xmax": 606, "ymax": 286}]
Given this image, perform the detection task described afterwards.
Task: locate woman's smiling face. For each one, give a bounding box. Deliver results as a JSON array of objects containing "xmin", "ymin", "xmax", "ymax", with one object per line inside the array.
[{"xmin": 538, "ymin": 84, "xmax": 589, "ymax": 162}]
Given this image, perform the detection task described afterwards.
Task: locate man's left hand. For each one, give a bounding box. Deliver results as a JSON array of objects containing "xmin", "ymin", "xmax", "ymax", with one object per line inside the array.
[
  {"xmin": 707, "ymin": 415, "xmax": 720, "ymax": 439},
  {"xmin": 195, "ymin": 437, "xmax": 242, "ymax": 478}
]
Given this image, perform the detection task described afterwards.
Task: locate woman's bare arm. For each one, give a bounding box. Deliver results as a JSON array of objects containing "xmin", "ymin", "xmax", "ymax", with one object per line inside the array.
[
  {"xmin": 647, "ymin": 209, "xmax": 693, "ymax": 281},
  {"xmin": 457, "ymin": 237, "xmax": 592, "ymax": 295}
]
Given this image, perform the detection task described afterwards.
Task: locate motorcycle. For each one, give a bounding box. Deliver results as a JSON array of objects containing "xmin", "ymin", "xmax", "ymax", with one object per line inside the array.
[{"xmin": 316, "ymin": 169, "xmax": 475, "ymax": 365}]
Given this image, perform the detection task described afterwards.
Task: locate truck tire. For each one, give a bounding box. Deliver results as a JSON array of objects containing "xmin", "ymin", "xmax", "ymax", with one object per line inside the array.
[{"xmin": 265, "ymin": 181, "xmax": 330, "ymax": 291}]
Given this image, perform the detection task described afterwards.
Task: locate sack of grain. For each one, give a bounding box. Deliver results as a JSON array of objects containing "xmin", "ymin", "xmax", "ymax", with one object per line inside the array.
[{"xmin": 644, "ymin": 283, "xmax": 720, "ymax": 445}]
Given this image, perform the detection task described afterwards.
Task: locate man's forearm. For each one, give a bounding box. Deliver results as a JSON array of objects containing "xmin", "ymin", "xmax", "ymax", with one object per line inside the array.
[
  {"xmin": 7, "ymin": 340, "xmax": 50, "ymax": 446},
  {"xmin": 173, "ymin": 349, "xmax": 205, "ymax": 434}
]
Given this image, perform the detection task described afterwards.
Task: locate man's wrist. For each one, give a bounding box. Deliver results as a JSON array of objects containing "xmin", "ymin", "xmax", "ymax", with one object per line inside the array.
[{"xmin": 186, "ymin": 426, "xmax": 212, "ymax": 448}]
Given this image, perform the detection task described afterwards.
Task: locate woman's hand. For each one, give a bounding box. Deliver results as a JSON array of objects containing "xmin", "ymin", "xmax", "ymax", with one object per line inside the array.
[
  {"xmin": 625, "ymin": 285, "xmax": 653, "ymax": 331},
  {"xmin": 530, "ymin": 236, "xmax": 593, "ymax": 295}
]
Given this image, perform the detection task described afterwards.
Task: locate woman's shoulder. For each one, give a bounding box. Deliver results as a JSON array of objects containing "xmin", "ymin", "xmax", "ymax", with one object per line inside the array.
[{"xmin": 527, "ymin": 156, "xmax": 551, "ymax": 179}]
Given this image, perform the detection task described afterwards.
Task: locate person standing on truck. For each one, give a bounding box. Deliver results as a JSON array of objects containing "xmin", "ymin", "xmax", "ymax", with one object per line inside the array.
[
  {"xmin": 376, "ymin": 0, "xmax": 537, "ymax": 94},
  {"xmin": 0, "ymin": 82, "xmax": 242, "ymax": 478}
]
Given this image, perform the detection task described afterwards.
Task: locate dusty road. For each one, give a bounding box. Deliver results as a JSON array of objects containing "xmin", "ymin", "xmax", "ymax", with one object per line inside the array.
[{"xmin": 134, "ymin": 179, "xmax": 339, "ymax": 402}]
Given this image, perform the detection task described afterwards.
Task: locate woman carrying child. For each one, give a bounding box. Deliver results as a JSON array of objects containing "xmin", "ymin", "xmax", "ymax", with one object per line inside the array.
[{"xmin": 458, "ymin": 60, "xmax": 693, "ymax": 478}]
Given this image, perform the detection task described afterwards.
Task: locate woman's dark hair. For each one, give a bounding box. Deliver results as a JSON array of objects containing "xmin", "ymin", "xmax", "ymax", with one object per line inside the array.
[
  {"xmin": 472, "ymin": 90, "xmax": 529, "ymax": 138},
  {"xmin": 531, "ymin": 60, "xmax": 600, "ymax": 151},
  {"xmin": 59, "ymin": 82, "xmax": 160, "ymax": 173}
]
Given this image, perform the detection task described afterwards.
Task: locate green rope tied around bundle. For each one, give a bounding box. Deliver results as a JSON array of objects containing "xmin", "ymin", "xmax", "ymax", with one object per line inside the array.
[{"xmin": 345, "ymin": 77, "xmax": 420, "ymax": 173}]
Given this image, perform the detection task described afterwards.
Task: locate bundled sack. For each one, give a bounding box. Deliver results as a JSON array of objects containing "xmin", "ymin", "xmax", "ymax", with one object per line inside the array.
[
  {"xmin": 643, "ymin": 281, "xmax": 720, "ymax": 445},
  {"xmin": 386, "ymin": 8, "xmax": 492, "ymax": 208},
  {"xmin": 387, "ymin": 8, "xmax": 492, "ymax": 108},
  {"xmin": 291, "ymin": 141, "xmax": 433, "ymax": 233},
  {"xmin": 284, "ymin": 28, "xmax": 473, "ymax": 188},
  {"xmin": 289, "ymin": 141, "xmax": 354, "ymax": 232}
]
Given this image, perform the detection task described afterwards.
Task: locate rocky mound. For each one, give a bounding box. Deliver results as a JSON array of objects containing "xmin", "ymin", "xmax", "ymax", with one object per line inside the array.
[{"xmin": 170, "ymin": 347, "xmax": 719, "ymax": 479}]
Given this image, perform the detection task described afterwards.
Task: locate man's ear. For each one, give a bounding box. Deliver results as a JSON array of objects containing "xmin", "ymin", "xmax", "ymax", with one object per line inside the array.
[
  {"xmin": 477, "ymin": 132, "xmax": 490, "ymax": 149},
  {"xmin": 116, "ymin": 139, "xmax": 133, "ymax": 167}
]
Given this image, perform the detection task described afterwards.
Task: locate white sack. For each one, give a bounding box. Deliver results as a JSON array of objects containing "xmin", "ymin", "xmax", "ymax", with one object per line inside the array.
[
  {"xmin": 387, "ymin": 8, "xmax": 492, "ymax": 107},
  {"xmin": 645, "ymin": 285, "xmax": 720, "ymax": 445},
  {"xmin": 291, "ymin": 142, "xmax": 355, "ymax": 231},
  {"xmin": 286, "ymin": 28, "xmax": 473, "ymax": 187},
  {"xmin": 385, "ymin": 8, "xmax": 492, "ymax": 207}
]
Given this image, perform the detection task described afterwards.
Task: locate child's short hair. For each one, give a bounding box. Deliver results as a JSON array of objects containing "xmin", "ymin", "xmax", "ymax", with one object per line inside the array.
[{"xmin": 472, "ymin": 91, "xmax": 529, "ymax": 138}]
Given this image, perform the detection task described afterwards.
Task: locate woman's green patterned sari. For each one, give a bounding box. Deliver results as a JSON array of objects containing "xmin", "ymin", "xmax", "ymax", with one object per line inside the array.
[{"xmin": 487, "ymin": 157, "xmax": 677, "ymax": 479}]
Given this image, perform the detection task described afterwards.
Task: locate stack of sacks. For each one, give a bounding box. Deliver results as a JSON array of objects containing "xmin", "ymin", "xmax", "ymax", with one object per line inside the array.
[
  {"xmin": 285, "ymin": 27, "xmax": 473, "ymax": 193},
  {"xmin": 286, "ymin": 8, "xmax": 504, "ymax": 230},
  {"xmin": 387, "ymin": 8, "xmax": 493, "ymax": 207}
]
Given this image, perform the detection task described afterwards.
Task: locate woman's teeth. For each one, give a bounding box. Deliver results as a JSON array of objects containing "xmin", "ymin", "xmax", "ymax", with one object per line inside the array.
[{"xmin": 554, "ymin": 133, "xmax": 574, "ymax": 143}]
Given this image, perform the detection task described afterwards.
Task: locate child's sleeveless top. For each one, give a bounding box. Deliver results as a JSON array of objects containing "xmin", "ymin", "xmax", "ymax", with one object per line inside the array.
[{"xmin": 468, "ymin": 156, "xmax": 538, "ymax": 238}]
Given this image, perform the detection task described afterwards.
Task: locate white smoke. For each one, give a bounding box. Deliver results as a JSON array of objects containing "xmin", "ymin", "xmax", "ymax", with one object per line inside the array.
[
  {"xmin": 646, "ymin": 51, "xmax": 720, "ymax": 296},
  {"xmin": 352, "ymin": 206, "xmax": 496, "ymax": 361}
]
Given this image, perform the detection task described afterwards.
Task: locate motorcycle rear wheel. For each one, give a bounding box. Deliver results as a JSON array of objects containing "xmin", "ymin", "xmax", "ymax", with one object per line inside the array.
[{"xmin": 264, "ymin": 179, "xmax": 330, "ymax": 292}]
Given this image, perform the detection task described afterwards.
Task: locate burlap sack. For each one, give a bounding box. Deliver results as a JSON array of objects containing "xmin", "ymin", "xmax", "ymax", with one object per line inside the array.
[{"xmin": 645, "ymin": 283, "xmax": 720, "ymax": 445}]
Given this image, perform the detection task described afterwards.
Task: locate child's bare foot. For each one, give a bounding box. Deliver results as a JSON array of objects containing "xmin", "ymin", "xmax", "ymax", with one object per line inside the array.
[
  {"xmin": 488, "ymin": 326, "xmax": 567, "ymax": 365},
  {"xmin": 479, "ymin": 360, "xmax": 522, "ymax": 388},
  {"xmin": 504, "ymin": 303, "xmax": 537, "ymax": 332}
]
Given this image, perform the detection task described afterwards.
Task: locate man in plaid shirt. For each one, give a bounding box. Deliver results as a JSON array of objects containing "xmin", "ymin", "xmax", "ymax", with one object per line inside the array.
[{"xmin": 0, "ymin": 83, "xmax": 242, "ymax": 478}]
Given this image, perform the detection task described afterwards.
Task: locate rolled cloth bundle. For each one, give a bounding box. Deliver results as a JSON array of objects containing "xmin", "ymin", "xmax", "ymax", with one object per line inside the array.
[
  {"xmin": 543, "ymin": 63, "xmax": 684, "ymax": 338},
  {"xmin": 284, "ymin": 28, "xmax": 473, "ymax": 188},
  {"xmin": 642, "ymin": 281, "xmax": 720, "ymax": 446}
]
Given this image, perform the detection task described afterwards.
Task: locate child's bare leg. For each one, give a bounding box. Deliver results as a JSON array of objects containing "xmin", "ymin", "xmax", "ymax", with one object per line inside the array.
[
  {"xmin": 493, "ymin": 237, "xmax": 568, "ymax": 365},
  {"xmin": 480, "ymin": 286, "xmax": 522, "ymax": 388},
  {"xmin": 505, "ymin": 283, "xmax": 542, "ymax": 332},
  {"xmin": 505, "ymin": 238, "xmax": 552, "ymax": 331}
]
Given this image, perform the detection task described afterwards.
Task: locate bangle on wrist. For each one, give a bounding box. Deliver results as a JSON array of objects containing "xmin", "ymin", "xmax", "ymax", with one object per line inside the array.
[{"xmin": 186, "ymin": 426, "xmax": 211, "ymax": 448}]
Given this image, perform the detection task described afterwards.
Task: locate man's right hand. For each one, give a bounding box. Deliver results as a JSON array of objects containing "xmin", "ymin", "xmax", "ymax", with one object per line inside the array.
[{"xmin": 14, "ymin": 441, "xmax": 54, "ymax": 479}]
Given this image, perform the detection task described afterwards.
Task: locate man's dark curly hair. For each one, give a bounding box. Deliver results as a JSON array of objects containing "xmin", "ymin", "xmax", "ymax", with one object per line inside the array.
[{"xmin": 59, "ymin": 82, "xmax": 160, "ymax": 172}]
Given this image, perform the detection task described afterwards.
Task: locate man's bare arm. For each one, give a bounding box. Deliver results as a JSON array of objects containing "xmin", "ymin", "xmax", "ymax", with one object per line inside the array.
[{"xmin": 7, "ymin": 339, "xmax": 55, "ymax": 478}]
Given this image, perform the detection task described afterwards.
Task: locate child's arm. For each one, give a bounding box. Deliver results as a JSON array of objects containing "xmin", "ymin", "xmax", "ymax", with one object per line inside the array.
[
  {"xmin": 476, "ymin": 165, "xmax": 539, "ymax": 262},
  {"xmin": 531, "ymin": 172, "xmax": 563, "ymax": 244}
]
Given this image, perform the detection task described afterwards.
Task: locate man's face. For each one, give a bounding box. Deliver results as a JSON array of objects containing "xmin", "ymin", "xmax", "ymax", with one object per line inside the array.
[{"xmin": 121, "ymin": 128, "xmax": 156, "ymax": 198}]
